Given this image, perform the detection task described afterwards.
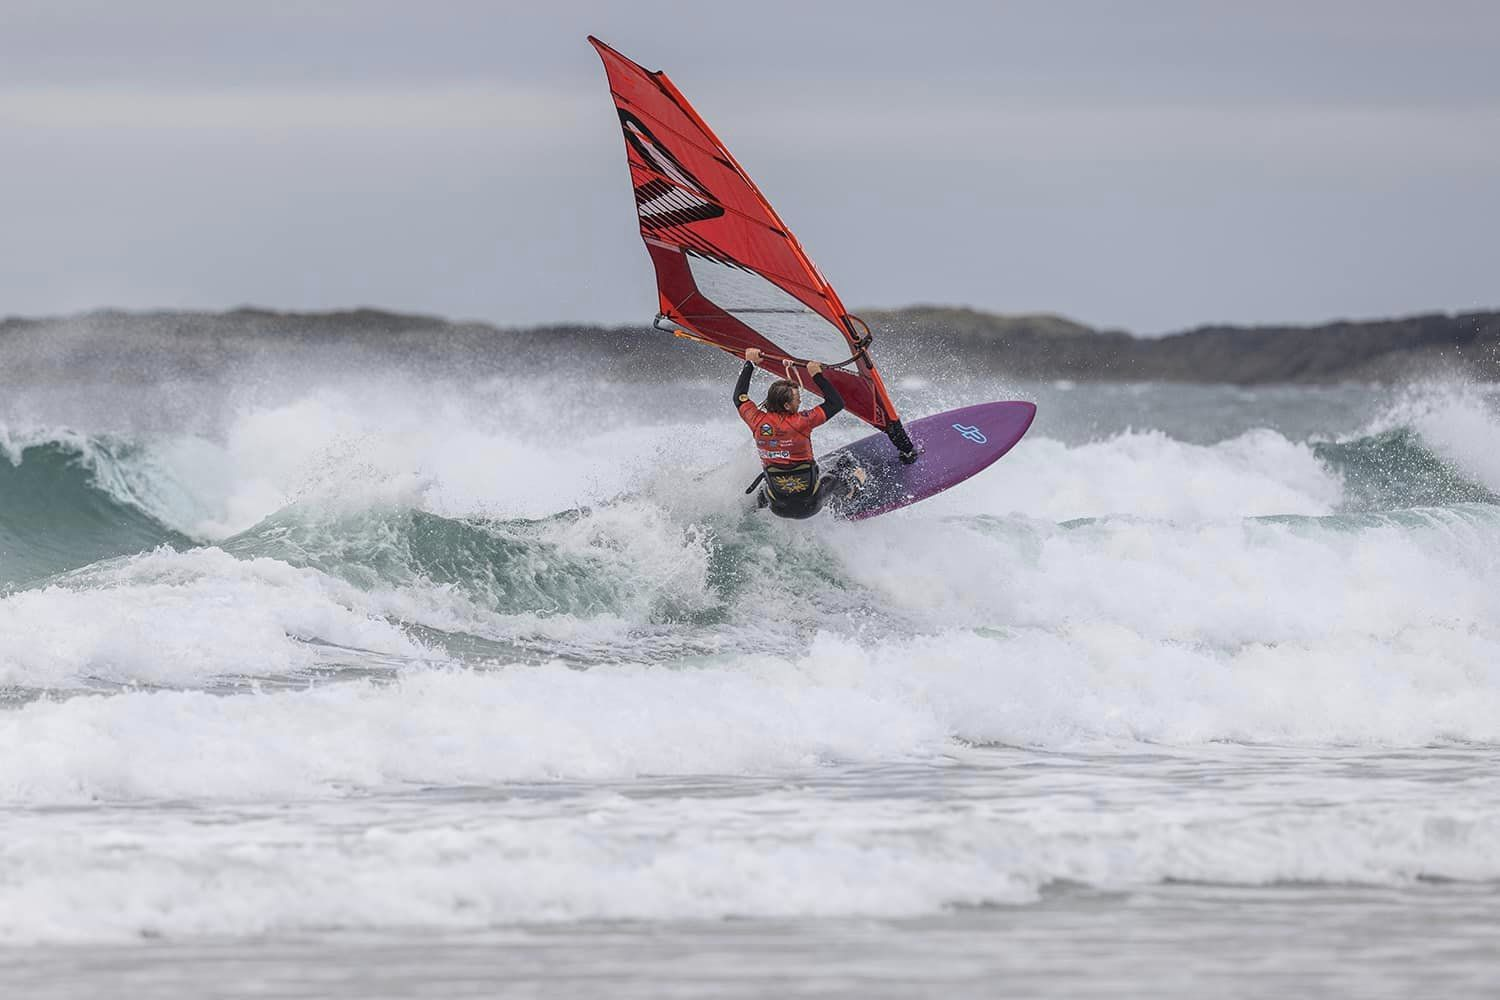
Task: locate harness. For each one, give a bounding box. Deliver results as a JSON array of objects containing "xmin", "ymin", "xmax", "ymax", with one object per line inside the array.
[
  {"xmin": 745, "ymin": 462, "xmax": 825, "ymax": 519},
  {"xmin": 763, "ymin": 462, "xmax": 820, "ymax": 501}
]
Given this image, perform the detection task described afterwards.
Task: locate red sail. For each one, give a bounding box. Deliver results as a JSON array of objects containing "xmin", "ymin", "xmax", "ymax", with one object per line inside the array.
[{"xmin": 589, "ymin": 36, "xmax": 902, "ymax": 431}]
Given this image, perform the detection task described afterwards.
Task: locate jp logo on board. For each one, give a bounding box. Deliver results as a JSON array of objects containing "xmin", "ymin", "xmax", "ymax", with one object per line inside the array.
[{"xmin": 952, "ymin": 424, "xmax": 988, "ymax": 444}]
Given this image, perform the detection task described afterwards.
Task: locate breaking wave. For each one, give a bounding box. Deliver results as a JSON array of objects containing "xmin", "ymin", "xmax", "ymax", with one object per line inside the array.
[
  {"xmin": 2, "ymin": 372, "xmax": 1500, "ymax": 946},
  {"xmin": 1, "ymin": 378, "xmax": 1497, "ymax": 764}
]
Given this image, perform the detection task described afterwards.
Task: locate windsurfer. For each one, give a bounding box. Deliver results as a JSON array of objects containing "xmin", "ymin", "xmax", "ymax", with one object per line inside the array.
[{"xmin": 735, "ymin": 348, "xmax": 866, "ymax": 518}]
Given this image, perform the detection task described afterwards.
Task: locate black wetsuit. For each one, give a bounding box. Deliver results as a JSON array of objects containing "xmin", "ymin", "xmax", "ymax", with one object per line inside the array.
[{"xmin": 734, "ymin": 362, "xmax": 848, "ymax": 518}]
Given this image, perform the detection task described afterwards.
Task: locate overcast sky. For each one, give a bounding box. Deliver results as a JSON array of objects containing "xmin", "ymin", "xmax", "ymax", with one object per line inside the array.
[{"xmin": 3, "ymin": 0, "xmax": 1496, "ymax": 333}]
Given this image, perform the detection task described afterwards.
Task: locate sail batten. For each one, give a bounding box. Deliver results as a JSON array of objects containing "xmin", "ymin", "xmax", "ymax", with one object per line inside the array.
[{"xmin": 589, "ymin": 35, "xmax": 905, "ymax": 433}]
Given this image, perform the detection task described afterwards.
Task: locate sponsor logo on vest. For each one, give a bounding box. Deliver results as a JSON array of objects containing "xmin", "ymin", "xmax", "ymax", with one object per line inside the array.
[
  {"xmin": 759, "ymin": 423, "xmax": 774, "ymax": 437},
  {"xmin": 952, "ymin": 423, "xmax": 988, "ymax": 444}
]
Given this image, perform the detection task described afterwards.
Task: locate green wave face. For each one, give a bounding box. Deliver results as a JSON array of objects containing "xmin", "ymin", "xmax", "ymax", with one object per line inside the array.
[
  {"xmin": 1313, "ymin": 427, "xmax": 1499, "ymax": 511},
  {"xmin": 217, "ymin": 499, "xmax": 854, "ymax": 633},
  {"xmin": 221, "ymin": 506, "xmax": 642, "ymax": 617},
  {"xmin": 0, "ymin": 441, "xmax": 186, "ymax": 588}
]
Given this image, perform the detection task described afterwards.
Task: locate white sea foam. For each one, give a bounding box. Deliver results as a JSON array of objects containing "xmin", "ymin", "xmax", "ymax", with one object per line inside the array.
[
  {"xmin": 921, "ymin": 428, "xmax": 1344, "ymax": 521},
  {"xmin": 4, "ymin": 595, "xmax": 1500, "ymax": 806},
  {"xmin": 1, "ymin": 770, "xmax": 1497, "ymax": 943},
  {"xmin": 0, "ymin": 542, "xmax": 673, "ymax": 690},
  {"xmin": 833, "ymin": 504, "xmax": 1500, "ymax": 636},
  {"xmin": 0, "ymin": 548, "xmax": 433, "ymax": 689},
  {"xmin": 134, "ymin": 383, "xmax": 743, "ymax": 538}
]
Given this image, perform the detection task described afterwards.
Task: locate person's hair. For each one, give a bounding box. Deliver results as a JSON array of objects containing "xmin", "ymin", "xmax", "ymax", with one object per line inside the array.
[{"xmin": 764, "ymin": 380, "xmax": 799, "ymax": 414}]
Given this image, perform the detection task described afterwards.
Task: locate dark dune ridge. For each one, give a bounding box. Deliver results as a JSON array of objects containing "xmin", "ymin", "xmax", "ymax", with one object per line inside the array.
[{"xmin": 2, "ymin": 305, "xmax": 1496, "ymax": 385}]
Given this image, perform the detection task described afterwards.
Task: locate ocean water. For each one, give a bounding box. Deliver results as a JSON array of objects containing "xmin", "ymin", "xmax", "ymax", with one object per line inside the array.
[{"xmin": 2, "ymin": 345, "xmax": 1499, "ymax": 998}]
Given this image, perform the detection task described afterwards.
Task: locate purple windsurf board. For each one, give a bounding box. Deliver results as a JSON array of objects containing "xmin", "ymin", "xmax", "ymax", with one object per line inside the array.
[{"xmin": 826, "ymin": 401, "xmax": 1037, "ymax": 520}]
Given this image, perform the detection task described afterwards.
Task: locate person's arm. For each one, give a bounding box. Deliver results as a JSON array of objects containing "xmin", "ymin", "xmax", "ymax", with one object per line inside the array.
[
  {"xmin": 734, "ymin": 347, "xmax": 762, "ymax": 408},
  {"xmin": 808, "ymin": 361, "xmax": 844, "ymax": 420},
  {"xmin": 733, "ymin": 362, "xmax": 754, "ymax": 407}
]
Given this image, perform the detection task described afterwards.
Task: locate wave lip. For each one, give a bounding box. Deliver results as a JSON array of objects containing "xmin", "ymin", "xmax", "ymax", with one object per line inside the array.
[
  {"xmin": 0, "ymin": 435, "xmax": 186, "ymax": 588},
  {"xmin": 220, "ymin": 499, "xmax": 719, "ymax": 622},
  {"xmin": 1314, "ymin": 427, "xmax": 1498, "ymax": 511}
]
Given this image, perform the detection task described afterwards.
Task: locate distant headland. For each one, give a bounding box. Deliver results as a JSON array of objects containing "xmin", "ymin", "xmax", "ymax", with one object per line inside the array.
[{"xmin": 2, "ymin": 305, "xmax": 1495, "ymax": 385}]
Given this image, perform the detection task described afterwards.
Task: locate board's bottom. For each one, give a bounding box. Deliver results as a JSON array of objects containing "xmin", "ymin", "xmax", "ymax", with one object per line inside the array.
[{"xmin": 821, "ymin": 401, "xmax": 1036, "ymax": 520}]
